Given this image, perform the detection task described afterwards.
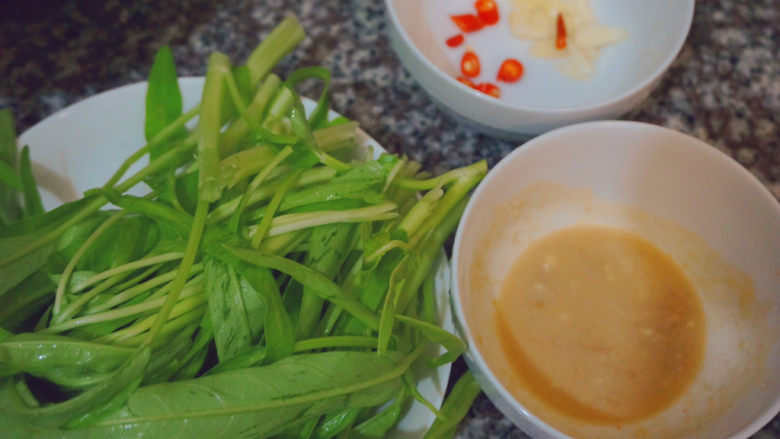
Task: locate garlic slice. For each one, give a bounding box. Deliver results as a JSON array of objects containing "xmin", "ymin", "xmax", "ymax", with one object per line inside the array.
[{"xmin": 508, "ymin": 0, "xmax": 626, "ymax": 79}]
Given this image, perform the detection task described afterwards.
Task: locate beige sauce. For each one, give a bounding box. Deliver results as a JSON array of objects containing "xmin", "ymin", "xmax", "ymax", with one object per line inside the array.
[{"xmin": 496, "ymin": 225, "xmax": 705, "ymax": 424}]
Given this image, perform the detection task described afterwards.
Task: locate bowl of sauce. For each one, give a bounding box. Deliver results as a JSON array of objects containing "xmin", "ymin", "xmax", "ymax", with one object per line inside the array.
[{"xmin": 452, "ymin": 121, "xmax": 780, "ymax": 438}]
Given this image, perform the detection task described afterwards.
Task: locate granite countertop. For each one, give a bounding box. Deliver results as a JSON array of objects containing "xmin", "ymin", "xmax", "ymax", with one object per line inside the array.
[{"xmin": 0, "ymin": 0, "xmax": 777, "ymax": 437}]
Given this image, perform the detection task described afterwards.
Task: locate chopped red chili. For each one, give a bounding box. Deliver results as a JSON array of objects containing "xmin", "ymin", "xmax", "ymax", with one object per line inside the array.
[
  {"xmin": 460, "ymin": 51, "xmax": 481, "ymax": 77},
  {"xmin": 474, "ymin": 0, "xmax": 499, "ymax": 25},
  {"xmin": 476, "ymin": 82, "xmax": 501, "ymax": 98},
  {"xmin": 446, "ymin": 34, "xmax": 465, "ymax": 48},
  {"xmin": 451, "ymin": 14, "xmax": 485, "ymax": 33},
  {"xmin": 497, "ymin": 58, "xmax": 524, "ymax": 82},
  {"xmin": 556, "ymin": 13, "xmax": 567, "ymax": 50},
  {"xmin": 457, "ymin": 76, "xmax": 476, "ymax": 88}
]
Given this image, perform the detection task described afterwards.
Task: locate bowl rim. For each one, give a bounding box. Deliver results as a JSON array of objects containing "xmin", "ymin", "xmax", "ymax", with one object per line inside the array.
[
  {"xmin": 451, "ymin": 120, "xmax": 780, "ymax": 438},
  {"xmin": 384, "ymin": 0, "xmax": 696, "ymax": 114}
]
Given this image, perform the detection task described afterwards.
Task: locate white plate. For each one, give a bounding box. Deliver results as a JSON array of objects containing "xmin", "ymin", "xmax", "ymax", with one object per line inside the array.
[{"xmin": 18, "ymin": 77, "xmax": 453, "ymax": 437}]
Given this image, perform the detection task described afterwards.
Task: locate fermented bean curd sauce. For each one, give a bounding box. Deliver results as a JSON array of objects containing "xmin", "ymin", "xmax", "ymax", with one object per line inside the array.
[{"xmin": 496, "ymin": 225, "xmax": 705, "ymax": 424}]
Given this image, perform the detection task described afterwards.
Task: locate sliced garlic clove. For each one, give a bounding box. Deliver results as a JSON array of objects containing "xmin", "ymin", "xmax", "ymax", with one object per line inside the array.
[{"xmin": 576, "ymin": 26, "xmax": 628, "ymax": 48}]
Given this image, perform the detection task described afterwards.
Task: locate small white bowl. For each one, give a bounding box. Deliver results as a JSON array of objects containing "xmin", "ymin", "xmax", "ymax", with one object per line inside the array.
[
  {"xmin": 451, "ymin": 121, "xmax": 780, "ymax": 438},
  {"xmin": 385, "ymin": 0, "xmax": 695, "ymax": 138}
]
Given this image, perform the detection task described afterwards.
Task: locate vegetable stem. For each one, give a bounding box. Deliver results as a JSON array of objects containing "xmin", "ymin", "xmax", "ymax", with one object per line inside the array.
[
  {"xmin": 245, "ymin": 16, "xmax": 306, "ymax": 85},
  {"xmin": 251, "ymin": 169, "xmax": 301, "ymax": 248},
  {"xmin": 143, "ymin": 199, "xmax": 209, "ymax": 346},
  {"xmin": 258, "ymin": 201, "xmax": 398, "ymax": 238},
  {"xmin": 229, "ymin": 145, "xmax": 293, "ymax": 232},
  {"xmin": 43, "ymin": 280, "xmax": 205, "ymax": 334},
  {"xmin": 197, "ymin": 52, "xmax": 231, "ymax": 202},
  {"xmin": 104, "ymin": 105, "xmax": 199, "ymax": 189},
  {"xmin": 293, "ymin": 336, "xmax": 378, "ymax": 352},
  {"xmin": 77, "ymin": 252, "xmax": 183, "ymax": 292},
  {"xmin": 53, "ymin": 211, "xmax": 125, "ymax": 318}
]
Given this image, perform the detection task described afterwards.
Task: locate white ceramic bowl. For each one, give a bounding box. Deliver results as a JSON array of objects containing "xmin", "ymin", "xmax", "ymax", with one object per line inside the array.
[
  {"xmin": 451, "ymin": 121, "xmax": 780, "ymax": 438},
  {"xmin": 385, "ymin": 0, "xmax": 695, "ymax": 138}
]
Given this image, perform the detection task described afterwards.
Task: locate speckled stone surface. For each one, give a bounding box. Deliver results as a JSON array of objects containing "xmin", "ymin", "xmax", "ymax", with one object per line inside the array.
[{"xmin": 0, "ymin": 0, "xmax": 778, "ymax": 437}]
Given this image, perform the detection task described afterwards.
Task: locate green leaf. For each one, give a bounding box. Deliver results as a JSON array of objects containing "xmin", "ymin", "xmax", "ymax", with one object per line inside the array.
[
  {"xmin": 377, "ymin": 254, "xmax": 414, "ymax": 354},
  {"xmin": 174, "ymin": 170, "xmax": 199, "ymax": 214},
  {"xmin": 279, "ymin": 417, "xmax": 318, "ymax": 439},
  {"xmin": 103, "ymin": 351, "xmax": 404, "ymax": 437},
  {"xmin": 205, "ymin": 258, "xmax": 254, "ymax": 362},
  {"xmin": 0, "ymin": 271, "xmax": 54, "ymax": 332},
  {"xmin": 142, "ymin": 323, "xmax": 200, "ymax": 384},
  {"xmin": 0, "ymin": 350, "xmax": 411, "ymax": 438},
  {"xmin": 324, "ymin": 116, "xmax": 352, "ymax": 128},
  {"xmin": 335, "ymin": 245, "xmax": 404, "ymax": 337},
  {"xmin": 239, "ymin": 265, "xmax": 294, "ymax": 363},
  {"xmin": 0, "ymin": 234, "xmax": 56, "ymax": 296},
  {"xmin": 172, "ymin": 341, "xmax": 209, "ymax": 381},
  {"xmin": 227, "ymin": 246, "xmax": 380, "ymax": 331},
  {"xmin": 218, "ymin": 74, "xmax": 284, "ymax": 157},
  {"xmin": 0, "ymin": 109, "xmax": 22, "ymax": 226},
  {"xmin": 297, "ymin": 223, "xmax": 353, "ymax": 339},
  {"xmin": 313, "ymin": 407, "xmax": 360, "ymax": 439},
  {"xmin": 33, "ymin": 367, "xmax": 112, "ymax": 389},
  {"xmin": 49, "ymin": 270, "xmax": 96, "ymax": 294},
  {"xmin": 71, "ymin": 214, "xmax": 161, "ymax": 273},
  {"xmin": 285, "ymin": 86, "xmax": 323, "ymax": 170},
  {"xmin": 420, "ymin": 268, "xmax": 437, "ymax": 325},
  {"xmin": 107, "ymin": 194, "xmax": 191, "ymax": 238},
  {"xmin": 395, "ymin": 315, "xmax": 465, "ymax": 367},
  {"xmin": 423, "ymin": 371, "xmax": 481, "ymax": 439},
  {"xmin": 0, "ymin": 160, "xmax": 23, "ymax": 190},
  {"xmin": 0, "ymin": 109, "xmax": 17, "ymax": 168},
  {"xmin": 402, "ymin": 371, "xmax": 442, "ymax": 419},
  {"xmin": 279, "ymin": 158, "xmax": 397, "ymax": 212},
  {"xmin": 286, "ymin": 66, "xmax": 331, "ymax": 130},
  {"xmin": 0, "ymin": 333, "xmax": 134, "ymax": 377},
  {"xmin": 352, "ymin": 388, "xmax": 408, "ymax": 438},
  {"xmin": 206, "ymin": 344, "xmax": 266, "ymax": 376},
  {"xmin": 0, "ymin": 198, "xmax": 92, "ymax": 241},
  {"xmin": 63, "ymin": 375, "xmax": 142, "ymax": 429},
  {"xmin": 19, "ymin": 146, "xmax": 44, "ymax": 217},
  {"xmin": 145, "ymin": 47, "xmax": 184, "ymax": 151},
  {"xmin": 152, "ymin": 314, "xmax": 213, "ymax": 382},
  {"xmin": 5, "ymin": 347, "xmax": 150, "ymax": 428}
]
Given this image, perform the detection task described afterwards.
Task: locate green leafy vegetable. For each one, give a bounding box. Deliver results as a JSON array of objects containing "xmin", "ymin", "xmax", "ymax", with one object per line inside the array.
[
  {"xmin": 205, "ymin": 258, "xmax": 255, "ymax": 362},
  {"xmin": 19, "ymin": 147, "xmax": 44, "ymax": 217},
  {"xmin": 423, "ymin": 371, "xmax": 482, "ymax": 439},
  {"xmin": 0, "ymin": 15, "xmax": 488, "ymax": 438},
  {"xmin": 0, "ymin": 109, "xmax": 22, "ymax": 226},
  {"xmin": 145, "ymin": 46, "xmax": 185, "ymax": 154},
  {"xmin": 0, "ymin": 160, "xmax": 24, "ymax": 190}
]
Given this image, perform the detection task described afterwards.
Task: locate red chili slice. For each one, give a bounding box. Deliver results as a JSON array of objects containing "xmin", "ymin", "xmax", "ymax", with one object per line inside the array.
[
  {"xmin": 474, "ymin": 0, "xmax": 499, "ymax": 25},
  {"xmin": 460, "ymin": 51, "xmax": 481, "ymax": 77},
  {"xmin": 556, "ymin": 13, "xmax": 567, "ymax": 49},
  {"xmin": 497, "ymin": 58, "xmax": 524, "ymax": 83},
  {"xmin": 476, "ymin": 82, "xmax": 501, "ymax": 98},
  {"xmin": 451, "ymin": 14, "xmax": 484, "ymax": 33},
  {"xmin": 457, "ymin": 76, "xmax": 476, "ymax": 88},
  {"xmin": 446, "ymin": 34, "xmax": 465, "ymax": 48}
]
